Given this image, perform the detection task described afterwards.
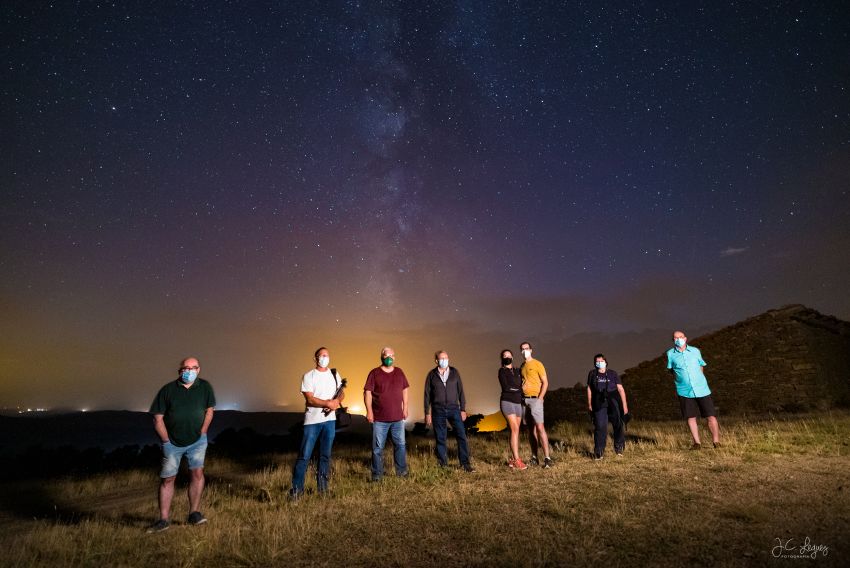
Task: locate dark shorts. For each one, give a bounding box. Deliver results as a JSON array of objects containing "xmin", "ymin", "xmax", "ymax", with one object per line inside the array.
[{"xmin": 679, "ymin": 395, "xmax": 716, "ymax": 419}]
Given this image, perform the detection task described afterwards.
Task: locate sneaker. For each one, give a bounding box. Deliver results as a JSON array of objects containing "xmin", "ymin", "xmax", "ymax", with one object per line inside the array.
[
  {"xmin": 288, "ymin": 488, "xmax": 304, "ymax": 500},
  {"xmin": 543, "ymin": 457, "xmax": 554, "ymax": 469},
  {"xmin": 507, "ymin": 458, "xmax": 516, "ymax": 468},
  {"xmin": 529, "ymin": 456, "xmax": 540, "ymax": 466},
  {"xmin": 593, "ymin": 453, "xmax": 604, "ymax": 461},
  {"xmin": 513, "ymin": 458, "xmax": 529, "ymax": 470},
  {"xmin": 616, "ymin": 451, "xmax": 623, "ymax": 457},
  {"xmin": 713, "ymin": 442, "xmax": 722, "ymax": 449},
  {"xmin": 187, "ymin": 511, "xmax": 207, "ymax": 525},
  {"xmin": 462, "ymin": 464, "xmax": 476, "ymax": 473},
  {"xmin": 690, "ymin": 443, "xmax": 701, "ymax": 451},
  {"xmin": 146, "ymin": 519, "xmax": 170, "ymax": 533}
]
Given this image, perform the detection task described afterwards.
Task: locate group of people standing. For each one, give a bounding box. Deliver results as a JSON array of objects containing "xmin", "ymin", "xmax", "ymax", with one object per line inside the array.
[{"xmin": 145, "ymin": 330, "xmax": 721, "ymax": 533}]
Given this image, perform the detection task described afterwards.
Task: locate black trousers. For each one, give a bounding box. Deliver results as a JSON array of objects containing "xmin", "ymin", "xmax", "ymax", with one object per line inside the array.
[{"xmin": 592, "ymin": 398, "xmax": 625, "ymax": 456}]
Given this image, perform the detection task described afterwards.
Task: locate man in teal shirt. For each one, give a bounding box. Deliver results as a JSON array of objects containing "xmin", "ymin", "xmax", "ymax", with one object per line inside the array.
[{"xmin": 667, "ymin": 331, "xmax": 720, "ymax": 450}]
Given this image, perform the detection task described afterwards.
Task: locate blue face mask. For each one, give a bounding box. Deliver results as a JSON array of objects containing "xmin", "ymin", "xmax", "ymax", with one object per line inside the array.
[
  {"xmin": 674, "ymin": 338, "xmax": 686, "ymax": 348},
  {"xmin": 595, "ymin": 361, "xmax": 606, "ymax": 369},
  {"xmin": 438, "ymin": 359, "xmax": 449, "ymax": 369},
  {"xmin": 180, "ymin": 369, "xmax": 198, "ymax": 384}
]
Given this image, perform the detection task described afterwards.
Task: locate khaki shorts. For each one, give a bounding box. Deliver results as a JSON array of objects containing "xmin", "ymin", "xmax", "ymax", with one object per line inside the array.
[{"xmin": 522, "ymin": 398, "xmax": 544, "ymax": 425}]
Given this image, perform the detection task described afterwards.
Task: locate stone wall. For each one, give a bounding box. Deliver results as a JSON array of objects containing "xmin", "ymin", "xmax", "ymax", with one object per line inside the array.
[{"xmin": 545, "ymin": 305, "xmax": 850, "ymax": 423}]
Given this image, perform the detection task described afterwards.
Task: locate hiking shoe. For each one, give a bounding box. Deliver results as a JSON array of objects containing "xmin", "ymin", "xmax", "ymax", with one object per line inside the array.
[
  {"xmin": 543, "ymin": 457, "xmax": 554, "ymax": 469},
  {"xmin": 713, "ymin": 442, "xmax": 722, "ymax": 449},
  {"xmin": 514, "ymin": 458, "xmax": 529, "ymax": 470},
  {"xmin": 187, "ymin": 511, "xmax": 207, "ymax": 525},
  {"xmin": 146, "ymin": 519, "xmax": 170, "ymax": 533},
  {"xmin": 462, "ymin": 464, "xmax": 476, "ymax": 473},
  {"xmin": 690, "ymin": 443, "xmax": 701, "ymax": 451},
  {"xmin": 288, "ymin": 488, "xmax": 304, "ymax": 500},
  {"xmin": 529, "ymin": 456, "xmax": 540, "ymax": 466}
]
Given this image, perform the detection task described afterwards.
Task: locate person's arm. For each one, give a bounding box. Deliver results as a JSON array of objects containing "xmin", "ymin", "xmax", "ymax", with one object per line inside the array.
[
  {"xmin": 153, "ymin": 414, "xmax": 169, "ymax": 443},
  {"xmin": 424, "ymin": 376, "xmax": 432, "ymax": 425},
  {"xmin": 539, "ymin": 373, "xmax": 548, "ymax": 399},
  {"xmin": 586, "ymin": 386, "xmax": 593, "ymax": 412},
  {"xmin": 303, "ymin": 391, "xmax": 341, "ymax": 410},
  {"xmin": 457, "ymin": 371, "xmax": 467, "ymax": 421},
  {"xmin": 402, "ymin": 387, "xmax": 409, "ymax": 420},
  {"xmin": 364, "ymin": 390, "xmax": 374, "ymax": 423},
  {"xmin": 498, "ymin": 368, "xmax": 511, "ymax": 392},
  {"xmin": 617, "ymin": 384, "xmax": 629, "ymax": 414},
  {"xmin": 201, "ymin": 407, "xmax": 214, "ymax": 434}
]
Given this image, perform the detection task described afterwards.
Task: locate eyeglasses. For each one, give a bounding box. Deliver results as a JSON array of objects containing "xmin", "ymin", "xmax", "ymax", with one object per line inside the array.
[{"xmin": 180, "ymin": 366, "xmax": 200, "ymax": 371}]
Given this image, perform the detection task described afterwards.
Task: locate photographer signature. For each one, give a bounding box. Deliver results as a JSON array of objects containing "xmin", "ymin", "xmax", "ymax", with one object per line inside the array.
[{"xmin": 772, "ymin": 537, "xmax": 829, "ymax": 559}]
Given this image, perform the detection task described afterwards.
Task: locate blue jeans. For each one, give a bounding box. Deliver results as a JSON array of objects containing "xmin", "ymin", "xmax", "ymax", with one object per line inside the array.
[
  {"xmin": 371, "ymin": 420, "xmax": 407, "ymax": 479},
  {"xmin": 432, "ymin": 405, "xmax": 470, "ymax": 466},
  {"xmin": 292, "ymin": 421, "xmax": 336, "ymax": 493}
]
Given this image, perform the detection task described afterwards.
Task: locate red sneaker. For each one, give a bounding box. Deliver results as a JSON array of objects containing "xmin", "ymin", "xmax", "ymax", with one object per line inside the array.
[{"xmin": 513, "ymin": 458, "xmax": 529, "ymax": 470}]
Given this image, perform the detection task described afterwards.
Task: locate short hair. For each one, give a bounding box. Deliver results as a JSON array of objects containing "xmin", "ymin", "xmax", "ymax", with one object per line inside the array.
[
  {"xmin": 434, "ymin": 350, "xmax": 447, "ymax": 360},
  {"xmin": 520, "ymin": 341, "xmax": 533, "ymax": 349},
  {"xmin": 180, "ymin": 357, "xmax": 201, "ymax": 369},
  {"xmin": 314, "ymin": 346, "xmax": 328, "ymax": 359},
  {"xmin": 500, "ymin": 349, "xmax": 513, "ymax": 359},
  {"xmin": 380, "ymin": 346, "xmax": 394, "ymax": 358},
  {"xmin": 594, "ymin": 353, "xmax": 606, "ymax": 362}
]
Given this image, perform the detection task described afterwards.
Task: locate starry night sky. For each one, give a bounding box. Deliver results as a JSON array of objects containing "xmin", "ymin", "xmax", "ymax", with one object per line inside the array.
[{"xmin": 2, "ymin": 2, "xmax": 849, "ymax": 414}]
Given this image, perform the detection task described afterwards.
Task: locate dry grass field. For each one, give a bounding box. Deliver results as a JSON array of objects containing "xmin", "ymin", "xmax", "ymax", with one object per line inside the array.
[{"xmin": 1, "ymin": 413, "xmax": 848, "ymax": 567}]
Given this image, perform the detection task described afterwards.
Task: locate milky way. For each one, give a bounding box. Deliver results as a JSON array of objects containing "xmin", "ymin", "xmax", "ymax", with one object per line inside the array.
[{"xmin": 1, "ymin": 2, "xmax": 848, "ymax": 413}]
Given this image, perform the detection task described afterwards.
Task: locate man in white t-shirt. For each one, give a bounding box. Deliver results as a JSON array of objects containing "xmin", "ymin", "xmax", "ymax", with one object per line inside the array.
[{"xmin": 289, "ymin": 346, "xmax": 345, "ymax": 498}]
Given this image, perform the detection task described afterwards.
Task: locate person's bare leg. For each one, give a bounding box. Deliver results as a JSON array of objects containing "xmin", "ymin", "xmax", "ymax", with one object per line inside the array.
[
  {"xmin": 509, "ymin": 416, "xmax": 521, "ymax": 461},
  {"xmin": 529, "ymin": 424, "xmax": 539, "ymax": 458},
  {"xmin": 687, "ymin": 417, "xmax": 701, "ymax": 444},
  {"xmin": 536, "ymin": 424, "xmax": 551, "ymax": 458},
  {"xmin": 158, "ymin": 476, "xmax": 176, "ymax": 520},
  {"xmin": 188, "ymin": 468, "xmax": 205, "ymax": 513},
  {"xmin": 707, "ymin": 416, "xmax": 720, "ymax": 444}
]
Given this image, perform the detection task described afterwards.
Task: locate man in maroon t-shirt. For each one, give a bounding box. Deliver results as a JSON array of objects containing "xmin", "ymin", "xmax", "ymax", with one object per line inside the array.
[{"xmin": 364, "ymin": 346, "xmax": 410, "ymax": 481}]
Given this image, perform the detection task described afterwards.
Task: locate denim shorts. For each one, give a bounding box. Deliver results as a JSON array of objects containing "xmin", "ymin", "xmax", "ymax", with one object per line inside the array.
[{"xmin": 160, "ymin": 434, "xmax": 208, "ymax": 478}]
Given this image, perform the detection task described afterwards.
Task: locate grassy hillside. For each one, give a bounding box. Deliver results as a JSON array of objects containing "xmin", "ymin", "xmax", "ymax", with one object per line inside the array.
[{"xmin": 1, "ymin": 413, "xmax": 847, "ymax": 567}]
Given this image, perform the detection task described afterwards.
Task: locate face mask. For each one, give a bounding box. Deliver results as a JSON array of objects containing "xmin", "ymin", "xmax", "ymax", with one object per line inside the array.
[
  {"xmin": 674, "ymin": 338, "xmax": 686, "ymax": 348},
  {"xmin": 180, "ymin": 369, "xmax": 198, "ymax": 384},
  {"xmin": 501, "ymin": 357, "xmax": 512, "ymax": 366},
  {"xmin": 438, "ymin": 359, "xmax": 449, "ymax": 369},
  {"xmin": 595, "ymin": 361, "xmax": 606, "ymax": 369},
  {"xmin": 522, "ymin": 349, "xmax": 532, "ymax": 359},
  {"xmin": 318, "ymin": 355, "xmax": 330, "ymax": 368},
  {"xmin": 382, "ymin": 356, "xmax": 394, "ymax": 367}
]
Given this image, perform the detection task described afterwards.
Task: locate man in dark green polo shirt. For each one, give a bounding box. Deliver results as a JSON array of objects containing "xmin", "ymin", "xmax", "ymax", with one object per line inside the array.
[{"xmin": 146, "ymin": 356, "xmax": 216, "ymax": 533}]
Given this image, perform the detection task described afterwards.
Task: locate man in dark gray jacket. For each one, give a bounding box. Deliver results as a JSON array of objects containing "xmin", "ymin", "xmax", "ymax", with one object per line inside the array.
[{"xmin": 424, "ymin": 350, "xmax": 474, "ymax": 472}]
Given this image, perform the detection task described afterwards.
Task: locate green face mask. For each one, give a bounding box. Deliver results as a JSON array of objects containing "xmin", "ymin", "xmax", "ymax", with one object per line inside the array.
[{"xmin": 382, "ymin": 356, "xmax": 394, "ymax": 367}]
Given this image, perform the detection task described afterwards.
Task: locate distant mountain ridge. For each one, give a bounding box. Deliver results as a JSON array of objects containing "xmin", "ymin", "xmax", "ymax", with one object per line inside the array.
[{"xmin": 0, "ymin": 410, "xmax": 306, "ymax": 454}]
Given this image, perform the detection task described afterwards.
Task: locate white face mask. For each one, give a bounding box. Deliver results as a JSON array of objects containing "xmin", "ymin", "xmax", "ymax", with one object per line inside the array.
[
  {"xmin": 522, "ymin": 349, "xmax": 532, "ymax": 359},
  {"xmin": 318, "ymin": 355, "xmax": 330, "ymax": 368},
  {"xmin": 595, "ymin": 361, "xmax": 607, "ymax": 370},
  {"xmin": 437, "ymin": 359, "xmax": 449, "ymax": 369}
]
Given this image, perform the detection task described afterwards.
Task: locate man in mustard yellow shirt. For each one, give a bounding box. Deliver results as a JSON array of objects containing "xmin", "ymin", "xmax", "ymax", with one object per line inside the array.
[{"xmin": 520, "ymin": 341, "xmax": 553, "ymax": 468}]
